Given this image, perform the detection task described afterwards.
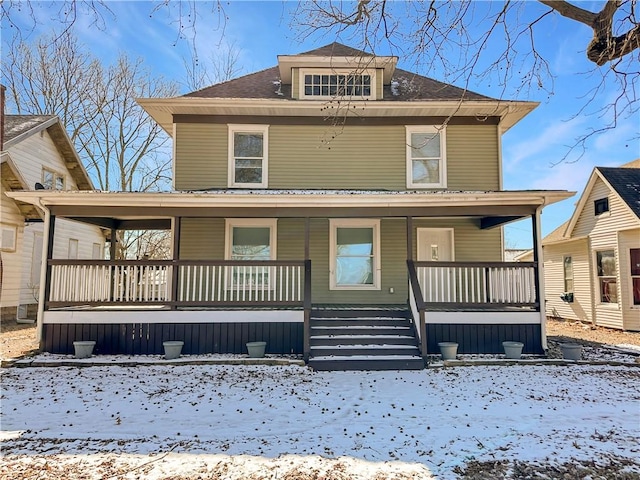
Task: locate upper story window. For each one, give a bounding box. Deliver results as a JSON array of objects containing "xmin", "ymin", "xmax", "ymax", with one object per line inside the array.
[
  {"xmin": 42, "ymin": 168, "xmax": 65, "ymax": 190},
  {"xmin": 228, "ymin": 125, "xmax": 269, "ymax": 188},
  {"xmin": 406, "ymin": 126, "xmax": 447, "ymax": 189},
  {"xmin": 300, "ymin": 69, "xmax": 375, "ymax": 100},
  {"xmin": 594, "ymin": 197, "xmax": 609, "ymax": 215}
]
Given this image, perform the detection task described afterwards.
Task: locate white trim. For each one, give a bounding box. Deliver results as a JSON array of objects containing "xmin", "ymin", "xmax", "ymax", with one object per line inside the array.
[
  {"xmin": 594, "ymin": 248, "xmax": 619, "ymax": 306},
  {"xmin": 227, "ymin": 124, "xmax": 269, "ymax": 188},
  {"xmin": 298, "ymin": 68, "xmax": 376, "ymax": 100},
  {"xmin": 405, "ymin": 125, "xmax": 447, "ymax": 189},
  {"xmin": 425, "ymin": 311, "xmax": 540, "ymax": 325},
  {"xmin": 43, "ymin": 309, "xmax": 303, "ymax": 324},
  {"xmin": 329, "ymin": 218, "xmax": 381, "ymax": 290},
  {"xmin": 416, "ymin": 228, "xmax": 455, "ymax": 261},
  {"xmin": 225, "ymin": 218, "xmax": 278, "ymax": 260}
]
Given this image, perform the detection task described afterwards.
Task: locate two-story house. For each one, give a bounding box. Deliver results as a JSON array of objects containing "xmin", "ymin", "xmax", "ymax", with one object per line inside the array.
[
  {"xmin": 543, "ymin": 160, "xmax": 640, "ymax": 331},
  {"xmin": 7, "ymin": 43, "xmax": 572, "ymax": 369},
  {"xmin": 1, "ymin": 112, "xmax": 106, "ymax": 322}
]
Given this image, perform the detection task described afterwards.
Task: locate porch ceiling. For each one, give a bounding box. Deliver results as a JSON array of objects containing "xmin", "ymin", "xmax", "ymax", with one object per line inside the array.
[{"xmin": 6, "ymin": 189, "xmax": 574, "ymax": 230}]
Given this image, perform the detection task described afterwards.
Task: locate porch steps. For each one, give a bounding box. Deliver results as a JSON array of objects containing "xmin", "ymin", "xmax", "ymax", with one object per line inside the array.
[{"xmin": 308, "ymin": 308, "xmax": 423, "ymax": 371}]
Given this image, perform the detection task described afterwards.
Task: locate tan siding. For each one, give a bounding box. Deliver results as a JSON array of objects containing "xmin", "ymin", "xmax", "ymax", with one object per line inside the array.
[
  {"xmin": 618, "ymin": 229, "xmax": 640, "ymax": 331},
  {"xmin": 447, "ymin": 125, "xmax": 500, "ymax": 190},
  {"xmin": 376, "ymin": 69, "xmax": 383, "ymax": 99},
  {"xmin": 174, "ymin": 123, "xmax": 500, "ymax": 191},
  {"xmin": 543, "ymin": 240, "xmax": 592, "ymax": 323},
  {"xmin": 179, "ymin": 218, "xmax": 225, "ymax": 259},
  {"xmin": 269, "ymin": 125, "xmax": 406, "ymax": 189},
  {"xmin": 0, "ymin": 180, "xmax": 25, "ymax": 309},
  {"xmin": 174, "ymin": 124, "xmax": 227, "ymax": 190}
]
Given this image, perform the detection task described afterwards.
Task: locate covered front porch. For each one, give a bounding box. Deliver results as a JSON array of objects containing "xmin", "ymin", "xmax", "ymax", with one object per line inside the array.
[{"xmin": 8, "ymin": 189, "xmax": 572, "ymax": 365}]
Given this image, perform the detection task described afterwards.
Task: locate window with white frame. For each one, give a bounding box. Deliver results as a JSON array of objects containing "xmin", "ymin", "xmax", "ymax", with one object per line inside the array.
[
  {"xmin": 228, "ymin": 125, "xmax": 269, "ymax": 188},
  {"xmin": 596, "ymin": 250, "xmax": 617, "ymax": 303},
  {"xmin": 406, "ymin": 126, "xmax": 447, "ymax": 188},
  {"xmin": 225, "ymin": 219, "xmax": 277, "ymax": 288},
  {"xmin": 300, "ymin": 69, "xmax": 374, "ymax": 99},
  {"xmin": 630, "ymin": 248, "xmax": 640, "ymax": 306},
  {"xmin": 330, "ymin": 219, "xmax": 380, "ymax": 290},
  {"xmin": 42, "ymin": 168, "xmax": 65, "ymax": 190},
  {"xmin": 563, "ymin": 256, "xmax": 573, "ymax": 293}
]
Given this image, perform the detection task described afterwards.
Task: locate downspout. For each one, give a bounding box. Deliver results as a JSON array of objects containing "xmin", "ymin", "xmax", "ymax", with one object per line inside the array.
[
  {"xmin": 534, "ymin": 203, "xmax": 547, "ymax": 350},
  {"xmin": 35, "ymin": 199, "xmax": 51, "ymax": 347}
]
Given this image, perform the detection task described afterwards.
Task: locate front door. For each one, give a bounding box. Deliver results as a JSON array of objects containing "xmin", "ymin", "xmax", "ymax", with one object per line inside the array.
[{"xmin": 417, "ymin": 228, "xmax": 454, "ymax": 262}]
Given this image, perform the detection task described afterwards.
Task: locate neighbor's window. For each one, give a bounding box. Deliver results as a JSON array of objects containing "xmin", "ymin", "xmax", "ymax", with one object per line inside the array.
[
  {"xmin": 92, "ymin": 243, "xmax": 103, "ymax": 260},
  {"xmin": 228, "ymin": 125, "xmax": 269, "ymax": 188},
  {"xmin": 630, "ymin": 248, "xmax": 640, "ymax": 306},
  {"xmin": 563, "ymin": 256, "xmax": 573, "ymax": 293},
  {"xmin": 406, "ymin": 126, "xmax": 447, "ymax": 188},
  {"xmin": 330, "ymin": 219, "xmax": 380, "ymax": 290},
  {"xmin": 68, "ymin": 238, "xmax": 79, "ymax": 259},
  {"xmin": 225, "ymin": 219, "xmax": 277, "ymax": 288},
  {"xmin": 42, "ymin": 168, "xmax": 65, "ymax": 190},
  {"xmin": 0, "ymin": 225, "xmax": 17, "ymax": 252},
  {"xmin": 302, "ymin": 72, "xmax": 372, "ymax": 98},
  {"xmin": 596, "ymin": 250, "xmax": 617, "ymax": 303},
  {"xmin": 594, "ymin": 197, "xmax": 609, "ymax": 215}
]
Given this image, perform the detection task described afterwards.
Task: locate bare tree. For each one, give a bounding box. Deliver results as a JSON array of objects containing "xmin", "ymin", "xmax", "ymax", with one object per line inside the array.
[
  {"xmin": 292, "ymin": 1, "xmax": 639, "ymax": 155},
  {"xmin": 3, "ymin": 31, "xmax": 179, "ymax": 192},
  {"xmin": 3, "ymin": 31, "xmax": 179, "ymax": 258},
  {"xmin": 182, "ymin": 41, "xmax": 244, "ymax": 92}
]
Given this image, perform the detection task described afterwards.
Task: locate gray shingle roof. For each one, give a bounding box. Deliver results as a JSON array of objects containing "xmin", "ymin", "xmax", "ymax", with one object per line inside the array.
[
  {"xmin": 598, "ymin": 166, "xmax": 640, "ymax": 219},
  {"xmin": 184, "ymin": 42, "xmax": 493, "ymax": 101},
  {"xmin": 4, "ymin": 115, "xmax": 56, "ymax": 142}
]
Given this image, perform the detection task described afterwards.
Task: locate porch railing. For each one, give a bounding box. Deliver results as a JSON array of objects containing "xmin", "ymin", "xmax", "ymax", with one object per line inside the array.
[
  {"xmin": 47, "ymin": 259, "xmax": 309, "ymax": 308},
  {"xmin": 411, "ymin": 261, "xmax": 538, "ymax": 308},
  {"xmin": 407, "ymin": 260, "xmax": 539, "ymax": 358}
]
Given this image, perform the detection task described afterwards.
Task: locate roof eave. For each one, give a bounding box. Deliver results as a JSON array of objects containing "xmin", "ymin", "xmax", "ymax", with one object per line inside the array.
[{"xmin": 137, "ymin": 97, "xmax": 539, "ymax": 137}]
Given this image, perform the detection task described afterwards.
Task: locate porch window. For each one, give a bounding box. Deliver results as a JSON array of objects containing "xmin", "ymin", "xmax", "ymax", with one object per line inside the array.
[
  {"xmin": 42, "ymin": 168, "xmax": 65, "ymax": 190},
  {"xmin": 228, "ymin": 125, "xmax": 269, "ymax": 188},
  {"xmin": 225, "ymin": 219, "xmax": 277, "ymax": 287},
  {"xmin": 330, "ymin": 219, "xmax": 380, "ymax": 290},
  {"xmin": 406, "ymin": 126, "xmax": 447, "ymax": 188},
  {"xmin": 563, "ymin": 256, "xmax": 573, "ymax": 293},
  {"xmin": 630, "ymin": 248, "xmax": 640, "ymax": 306},
  {"xmin": 596, "ymin": 250, "xmax": 617, "ymax": 303}
]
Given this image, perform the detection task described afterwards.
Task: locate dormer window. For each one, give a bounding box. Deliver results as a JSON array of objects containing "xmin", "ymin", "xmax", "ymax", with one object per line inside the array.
[{"xmin": 300, "ymin": 69, "xmax": 375, "ymax": 100}]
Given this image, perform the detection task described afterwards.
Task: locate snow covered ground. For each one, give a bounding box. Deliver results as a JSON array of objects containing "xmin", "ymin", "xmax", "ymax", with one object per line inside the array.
[{"xmin": 1, "ymin": 361, "xmax": 639, "ymax": 479}]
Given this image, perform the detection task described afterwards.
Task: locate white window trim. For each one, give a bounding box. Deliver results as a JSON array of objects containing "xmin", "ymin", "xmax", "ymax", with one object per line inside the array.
[
  {"xmin": 405, "ymin": 125, "xmax": 447, "ymax": 189},
  {"xmin": 299, "ymin": 68, "xmax": 376, "ymax": 100},
  {"xmin": 227, "ymin": 124, "xmax": 269, "ymax": 188},
  {"xmin": 42, "ymin": 167, "xmax": 66, "ymax": 190},
  {"xmin": 594, "ymin": 249, "xmax": 618, "ymax": 305},
  {"xmin": 224, "ymin": 219, "xmax": 277, "ymax": 260},
  {"xmin": 329, "ymin": 219, "xmax": 381, "ymax": 291}
]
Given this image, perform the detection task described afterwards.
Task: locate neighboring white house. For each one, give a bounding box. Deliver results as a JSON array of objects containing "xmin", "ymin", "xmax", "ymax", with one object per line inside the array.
[
  {"xmin": 1, "ymin": 113, "xmax": 106, "ymax": 321},
  {"xmin": 543, "ymin": 160, "xmax": 640, "ymax": 331}
]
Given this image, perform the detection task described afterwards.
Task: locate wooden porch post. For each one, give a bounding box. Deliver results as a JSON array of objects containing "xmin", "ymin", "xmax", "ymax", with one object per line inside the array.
[
  {"xmin": 171, "ymin": 217, "xmax": 182, "ymax": 310},
  {"xmin": 109, "ymin": 227, "xmax": 117, "ymax": 302},
  {"xmin": 36, "ymin": 213, "xmax": 55, "ymax": 350},
  {"xmin": 303, "ymin": 217, "xmax": 311, "ymax": 362},
  {"xmin": 406, "ymin": 216, "xmax": 413, "ymax": 261},
  {"xmin": 532, "ymin": 208, "xmax": 548, "ymax": 350}
]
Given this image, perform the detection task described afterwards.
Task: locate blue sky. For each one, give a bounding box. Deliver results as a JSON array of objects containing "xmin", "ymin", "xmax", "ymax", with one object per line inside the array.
[{"xmin": 3, "ymin": 1, "xmax": 638, "ymax": 248}]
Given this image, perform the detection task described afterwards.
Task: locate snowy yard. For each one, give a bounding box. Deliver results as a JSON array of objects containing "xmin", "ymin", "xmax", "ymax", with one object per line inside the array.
[{"xmin": 1, "ymin": 361, "xmax": 639, "ymax": 479}]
